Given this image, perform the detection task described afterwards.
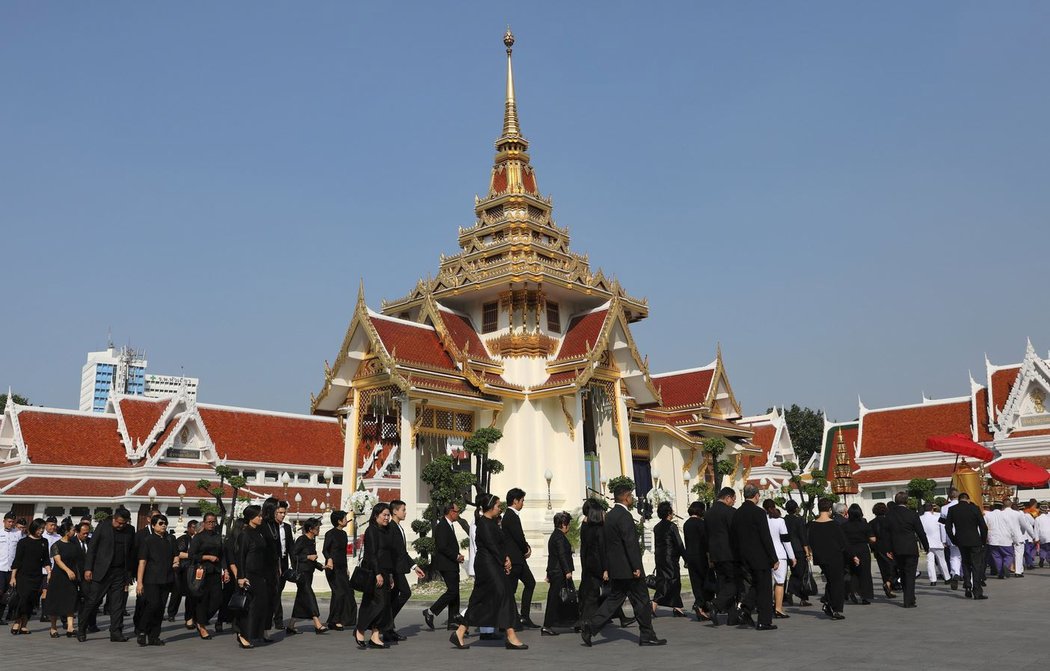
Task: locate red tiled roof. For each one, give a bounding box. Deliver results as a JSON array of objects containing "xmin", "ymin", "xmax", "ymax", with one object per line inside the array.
[
  {"xmin": 989, "ymin": 366, "xmax": 1020, "ymax": 421},
  {"xmin": 196, "ymin": 407, "xmax": 343, "ymax": 467},
  {"xmin": 556, "ymin": 309, "xmax": 608, "ymax": 361},
  {"xmin": 974, "ymin": 387, "xmax": 994, "ymax": 442},
  {"xmin": 652, "ymin": 369, "xmax": 715, "ymax": 410},
  {"xmin": 534, "ymin": 370, "xmax": 580, "ymax": 390},
  {"xmin": 642, "ymin": 411, "xmax": 696, "ymax": 425},
  {"xmin": 117, "ymin": 397, "xmax": 170, "ymax": 450},
  {"xmin": 1009, "ymin": 427, "xmax": 1050, "ymax": 438},
  {"xmin": 3, "ymin": 477, "xmax": 130, "ymax": 497},
  {"xmin": 370, "ymin": 316, "xmax": 457, "ymax": 371},
  {"xmin": 18, "ymin": 410, "xmax": 131, "ymax": 467},
  {"xmin": 860, "ymin": 401, "xmax": 972, "ymax": 458},
  {"xmin": 853, "ymin": 463, "xmax": 956, "ymax": 484},
  {"xmin": 438, "ymin": 310, "xmax": 496, "ymax": 364},
  {"xmin": 747, "ymin": 424, "xmax": 777, "ymax": 460}
]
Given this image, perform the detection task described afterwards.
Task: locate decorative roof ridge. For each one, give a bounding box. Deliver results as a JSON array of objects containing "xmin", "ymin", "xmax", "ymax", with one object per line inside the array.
[
  {"xmin": 16, "ymin": 406, "xmax": 117, "ymax": 419},
  {"xmin": 650, "ymin": 363, "xmax": 718, "ymax": 379},
  {"xmin": 863, "ymin": 395, "xmax": 971, "ymax": 415},
  {"xmin": 198, "ymin": 403, "xmax": 339, "ymax": 424},
  {"xmin": 368, "ymin": 309, "xmax": 437, "ymax": 331},
  {"xmin": 568, "ymin": 301, "xmax": 612, "ymax": 318}
]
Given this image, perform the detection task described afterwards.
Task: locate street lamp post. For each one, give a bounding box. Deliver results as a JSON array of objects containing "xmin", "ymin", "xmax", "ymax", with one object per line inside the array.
[
  {"xmin": 281, "ymin": 472, "xmax": 291, "ymax": 502},
  {"xmin": 148, "ymin": 486, "xmax": 158, "ymax": 507},
  {"xmin": 177, "ymin": 483, "xmax": 187, "ymax": 529},
  {"xmin": 294, "ymin": 492, "xmax": 303, "ymax": 531},
  {"xmin": 322, "ymin": 467, "xmax": 334, "ymax": 510},
  {"xmin": 544, "ymin": 469, "xmax": 553, "ymax": 510}
]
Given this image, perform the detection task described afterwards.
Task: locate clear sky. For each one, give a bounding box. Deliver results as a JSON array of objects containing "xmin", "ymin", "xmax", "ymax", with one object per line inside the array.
[{"xmin": 2, "ymin": 2, "xmax": 1048, "ymax": 421}]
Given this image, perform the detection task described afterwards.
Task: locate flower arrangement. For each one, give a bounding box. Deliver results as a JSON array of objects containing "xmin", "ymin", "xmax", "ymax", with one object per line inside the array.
[
  {"xmin": 348, "ymin": 489, "xmax": 379, "ymax": 516},
  {"xmin": 646, "ymin": 486, "xmax": 674, "ymax": 506}
]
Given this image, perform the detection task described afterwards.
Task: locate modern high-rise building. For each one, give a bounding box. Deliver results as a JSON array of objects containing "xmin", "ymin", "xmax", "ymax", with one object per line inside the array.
[{"xmin": 79, "ymin": 345, "xmax": 198, "ymax": 412}]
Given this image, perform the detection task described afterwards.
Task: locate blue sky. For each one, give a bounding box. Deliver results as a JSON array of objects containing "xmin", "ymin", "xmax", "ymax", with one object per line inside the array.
[{"xmin": 2, "ymin": 2, "xmax": 1048, "ymax": 421}]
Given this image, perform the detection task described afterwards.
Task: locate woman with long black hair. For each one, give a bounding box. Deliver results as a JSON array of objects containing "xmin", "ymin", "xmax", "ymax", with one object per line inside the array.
[
  {"xmin": 235, "ymin": 505, "xmax": 276, "ymax": 649},
  {"xmin": 216, "ymin": 518, "xmax": 242, "ymax": 633},
  {"xmin": 8, "ymin": 518, "xmax": 49, "ymax": 635},
  {"xmin": 44, "ymin": 520, "xmax": 81, "ymax": 638},
  {"xmin": 355, "ymin": 503, "xmax": 394, "ymax": 650},
  {"xmin": 451, "ymin": 493, "xmax": 527, "ymax": 650},
  {"xmin": 323, "ymin": 510, "xmax": 356, "ymax": 630},
  {"xmin": 286, "ymin": 518, "xmax": 326, "ymax": 634},
  {"xmin": 651, "ymin": 501, "xmax": 686, "ymax": 617},
  {"xmin": 188, "ymin": 513, "xmax": 225, "ymax": 639}
]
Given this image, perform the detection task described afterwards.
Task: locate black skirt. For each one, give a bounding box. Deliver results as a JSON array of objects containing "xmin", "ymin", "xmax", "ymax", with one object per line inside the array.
[
  {"xmin": 44, "ymin": 570, "xmax": 79, "ymax": 617},
  {"xmin": 291, "ymin": 576, "xmax": 320, "ymax": 619},
  {"xmin": 464, "ymin": 557, "xmax": 515, "ymax": 629},
  {"xmin": 653, "ymin": 559, "xmax": 683, "ymax": 608}
]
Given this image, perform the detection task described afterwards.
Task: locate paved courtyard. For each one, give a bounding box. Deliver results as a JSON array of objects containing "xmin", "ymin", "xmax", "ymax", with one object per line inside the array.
[{"xmin": 3, "ymin": 570, "xmax": 1044, "ymax": 669}]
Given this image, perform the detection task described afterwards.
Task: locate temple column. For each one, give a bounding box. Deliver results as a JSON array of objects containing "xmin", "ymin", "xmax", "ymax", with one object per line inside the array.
[{"xmin": 398, "ymin": 397, "xmax": 420, "ymax": 519}]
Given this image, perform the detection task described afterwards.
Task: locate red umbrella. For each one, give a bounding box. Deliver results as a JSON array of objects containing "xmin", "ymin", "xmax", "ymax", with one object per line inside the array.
[
  {"xmin": 989, "ymin": 458, "xmax": 1050, "ymax": 487},
  {"xmin": 925, "ymin": 434, "xmax": 995, "ymax": 462}
]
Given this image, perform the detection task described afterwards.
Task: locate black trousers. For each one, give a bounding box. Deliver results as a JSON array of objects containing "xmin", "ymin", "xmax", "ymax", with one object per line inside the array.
[
  {"xmin": 0, "ymin": 571, "xmax": 10, "ymax": 619},
  {"xmin": 712, "ymin": 560, "xmax": 740, "ymax": 617},
  {"xmin": 738, "ymin": 564, "xmax": 773, "ymax": 626},
  {"xmin": 195, "ymin": 574, "xmax": 222, "ymax": 627},
  {"xmin": 819, "ymin": 559, "xmax": 845, "ymax": 612},
  {"xmin": 138, "ymin": 583, "xmax": 171, "ymax": 641},
  {"xmin": 217, "ymin": 576, "xmax": 238, "ymax": 628},
  {"xmin": 429, "ymin": 570, "xmax": 460, "ymax": 620},
  {"xmin": 272, "ymin": 575, "xmax": 287, "ymax": 626},
  {"xmin": 686, "ymin": 560, "xmax": 712, "ymax": 609},
  {"xmin": 389, "ymin": 572, "xmax": 411, "ymax": 626},
  {"xmin": 508, "ymin": 563, "xmax": 536, "ymax": 619},
  {"xmin": 238, "ymin": 575, "xmax": 273, "ymax": 641},
  {"xmin": 960, "ymin": 545, "xmax": 986, "ymax": 597},
  {"xmin": 894, "ymin": 554, "xmax": 919, "ymax": 605},
  {"xmin": 587, "ymin": 577, "xmax": 655, "ymax": 639},
  {"xmin": 849, "ymin": 550, "xmax": 874, "ymax": 600},
  {"xmin": 788, "ymin": 558, "xmax": 812, "ymax": 599},
  {"xmin": 165, "ymin": 572, "xmax": 184, "ymax": 619},
  {"xmin": 543, "ymin": 574, "xmax": 565, "ymax": 628},
  {"xmin": 357, "ymin": 576, "xmax": 393, "ymax": 634},
  {"xmin": 79, "ymin": 569, "xmax": 127, "ymax": 635}
]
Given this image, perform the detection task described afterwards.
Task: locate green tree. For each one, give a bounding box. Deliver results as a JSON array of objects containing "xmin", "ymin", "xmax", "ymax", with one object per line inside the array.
[
  {"xmin": 463, "ymin": 426, "xmax": 504, "ymax": 498},
  {"xmin": 768, "ymin": 405, "xmax": 824, "ymax": 466},
  {"xmin": 702, "ymin": 437, "xmax": 732, "ymax": 490},
  {"xmin": 0, "ymin": 392, "xmax": 30, "ymax": 411},
  {"xmin": 907, "ymin": 478, "xmax": 937, "ymax": 509},
  {"xmin": 196, "ymin": 464, "xmax": 248, "ymax": 535},
  {"xmin": 690, "ymin": 481, "xmax": 716, "ymax": 505},
  {"xmin": 779, "ymin": 461, "xmax": 838, "ymax": 521}
]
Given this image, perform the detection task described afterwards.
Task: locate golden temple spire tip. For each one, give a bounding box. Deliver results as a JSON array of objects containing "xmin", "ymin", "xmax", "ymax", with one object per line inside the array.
[
  {"xmin": 504, "ymin": 26, "xmax": 514, "ymax": 53},
  {"xmin": 500, "ymin": 27, "xmax": 521, "ymax": 140}
]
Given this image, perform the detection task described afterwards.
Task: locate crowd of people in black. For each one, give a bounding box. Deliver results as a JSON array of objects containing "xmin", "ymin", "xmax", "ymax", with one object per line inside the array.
[{"xmin": 0, "ymin": 479, "xmax": 1031, "ymax": 651}]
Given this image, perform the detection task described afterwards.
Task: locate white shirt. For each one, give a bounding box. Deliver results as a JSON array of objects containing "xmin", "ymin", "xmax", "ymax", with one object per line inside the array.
[
  {"xmin": 1035, "ymin": 515, "xmax": 1050, "ymax": 543},
  {"xmin": 940, "ymin": 500, "xmax": 958, "ymax": 545},
  {"xmin": 0, "ymin": 527, "xmax": 20, "ymax": 572},
  {"xmin": 985, "ymin": 509, "xmax": 1020, "ymax": 547},
  {"xmin": 279, "ymin": 524, "xmax": 288, "ymax": 558},
  {"xmin": 767, "ymin": 517, "xmax": 795, "ymax": 561},
  {"xmin": 920, "ymin": 512, "xmax": 946, "ymax": 549},
  {"xmin": 466, "ymin": 520, "xmax": 478, "ymax": 578},
  {"xmin": 1003, "ymin": 508, "xmax": 1034, "ymax": 543}
]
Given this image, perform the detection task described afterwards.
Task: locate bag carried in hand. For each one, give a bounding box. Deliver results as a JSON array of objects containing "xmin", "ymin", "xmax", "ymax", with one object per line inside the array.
[
  {"xmin": 227, "ymin": 585, "xmax": 252, "ymax": 613},
  {"xmin": 644, "ymin": 573, "xmax": 658, "ymax": 590},
  {"xmin": 349, "ymin": 565, "xmax": 375, "ymax": 593},
  {"xmin": 282, "ymin": 567, "xmax": 302, "ymax": 583},
  {"xmin": 188, "ymin": 565, "xmax": 206, "ymax": 598},
  {"xmin": 559, "ymin": 581, "xmax": 578, "ymax": 605}
]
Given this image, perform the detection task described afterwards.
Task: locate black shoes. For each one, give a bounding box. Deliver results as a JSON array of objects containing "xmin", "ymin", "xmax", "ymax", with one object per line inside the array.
[
  {"xmin": 354, "ymin": 634, "xmax": 367, "ymax": 650},
  {"xmin": 860, "ymin": 599, "xmax": 871, "ymax": 605},
  {"xmin": 737, "ymin": 611, "xmax": 756, "ymax": 628},
  {"xmin": 137, "ymin": 634, "xmax": 148, "ymax": 646},
  {"xmin": 974, "ymin": 594, "xmax": 988, "ymax": 600},
  {"xmin": 799, "ymin": 599, "xmax": 812, "ymax": 607},
  {"xmin": 756, "ymin": 624, "xmax": 778, "ymax": 631},
  {"xmin": 285, "ymin": 626, "xmax": 299, "ymax": 635},
  {"xmin": 110, "ymin": 634, "xmax": 129, "ymax": 642},
  {"xmin": 639, "ymin": 636, "xmax": 667, "ymax": 646},
  {"xmin": 449, "ymin": 632, "xmax": 469, "ymax": 650},
  {"xmin": 519, "ymin": 616, "xmax": 538, "ymax": 629},
  {"xmin": 903, "ymin": 603, "xmax": 918, "ymax": 608},
  {"xmin": 774, "ymin": 611, "xmax": 790, "ymax": 619},
  {"xmin": 75, "ymin": 631, "xmax": 87, "ymax": 642},
  {"xmin": 148, "ymin": 639, "xmax": 165, "ymax": 646},
  {"xmin": 540, "ymin": 627, "xmax": 559, "ymax": 636},
  {"xmin": 422, "ymin": 609, "xmax": 435, "ymax": 631},
  {"xmin": 830, "ymin": 612, "xmax": 845, "ymax": 620},
  {"xmin": 237, "ymin": 635, "xmax": 254, "ymax": 649},
  {"xmin": 580, "ymin": 625, "xmax": 593, "ymax": 647},
  {"xmin": 367, "ymin": 639, "xmax": 390, "ymax": 649},
  {"xmin": 619, "ymin": 617, "xmax": 637, "ymax": 627},
  {"xmin": 505, "ymin": 640, "xmax": 529, "ymax": 650},
  {"xmin": 383, "ymin": 630, "xmax": 405, "ymax": 642},
  {"xmin": 950, "ymin": 576, "xmax": 959, "ymax": 590}
]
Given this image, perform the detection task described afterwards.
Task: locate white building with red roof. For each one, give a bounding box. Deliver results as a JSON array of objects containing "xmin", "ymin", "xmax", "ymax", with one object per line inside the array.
[
  {"xmin": 818, "ymin": 340, "xmax": 1050, "ymax": 506},
  {"xmin": 0, "ymin": 386, "xmax": 344, "ymax": 526}
]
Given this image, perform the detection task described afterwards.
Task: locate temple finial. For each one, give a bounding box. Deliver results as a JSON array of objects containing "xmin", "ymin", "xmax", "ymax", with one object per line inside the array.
[{"xmin": 501, "ymin": 27, "xmax": 520, "ymax": 139}]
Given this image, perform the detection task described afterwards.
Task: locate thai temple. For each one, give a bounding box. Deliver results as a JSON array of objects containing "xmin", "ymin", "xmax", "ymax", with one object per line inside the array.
[{"xmin": 310, "ymin": 31, "xmax": 777, "ymax": 538}]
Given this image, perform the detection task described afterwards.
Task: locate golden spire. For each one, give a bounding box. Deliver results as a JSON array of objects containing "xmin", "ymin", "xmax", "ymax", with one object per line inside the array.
[{"xmin": 502, "ymin": 27, "xmax": 520, "ymax": 139}]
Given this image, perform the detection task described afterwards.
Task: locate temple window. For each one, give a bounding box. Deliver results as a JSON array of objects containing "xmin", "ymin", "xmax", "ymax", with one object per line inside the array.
[
  {"xmin": 482, "ymin": 302, "xmax": 499, "ymax": 333},
  {"xmin": 546, "ymin": 301, "xmax": 561, "ymax": 333}
]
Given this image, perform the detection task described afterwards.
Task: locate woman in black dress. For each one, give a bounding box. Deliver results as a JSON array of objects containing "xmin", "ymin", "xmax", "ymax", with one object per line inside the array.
[
  {"xmin": 541, "ymin": 511, "xmax": 576, "ymax": 636},
  {"xmin": 683, "ymin": 501, "xmax": 712, "ymax": 620},
  {"xmin": 44, "ymin": 520, "xmax": 82, "ymax": 637},
  {"xmin": 451, "ymin": 493, "xmax": 526, "ymax": 650},
  {"xmin": 323, "ymin": 510, "xmax": 356, "ymax": 630},
  {"xmin": 843, "ymin": 504, "xmax": 876, "ymax": 605},
  {"xmin": 355, "ymin": 503, "xmax": 394, "ymax": 650},
  {"xmin": 652, "ymin": 501, "xmax": 686, "ymax": 617},
  {"xmin": 135, "ymin": 514, "xmax": 179, "ymax": 646},
  {"xmin": 189, "ymin": 513, "xmax": 225, "ymax": 638},
  {"xmin": 807, "ymin": 498, "xmax": 859, "ymax": 620},
  {"xmin": 217, "ymin": 519, "xmax": 243, "ymax": 633},
  {"xmin": 286, "ymin": 518, "xmax": 326, "ymax": 634},
  {"xmin": 235, "ymin": 505, "xmax": 276, "ymax": 649},
  {"xmin": 868, "ymin": 502, "xmax": 896, "ymax": 598},
  {"xmin": 8, "ymin": 518, "xmax": 49, "ymax": 635}
]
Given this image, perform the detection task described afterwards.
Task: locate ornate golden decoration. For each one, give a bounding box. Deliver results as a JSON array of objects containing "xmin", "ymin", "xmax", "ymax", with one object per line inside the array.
[
  {"xmin": 487, "ymin": 331, "xmax": 559, "ymax": 358},
  {"xmin": 409, "ymin": 399, "xmax": 428, "ymax": 448},
  {"xmin": 1032, "ymin": 388, "xmax": 1046, "ymax": 414},
  {"xmin": 559, "ymin": 395, "xmax": 576, "ymax": 442}
]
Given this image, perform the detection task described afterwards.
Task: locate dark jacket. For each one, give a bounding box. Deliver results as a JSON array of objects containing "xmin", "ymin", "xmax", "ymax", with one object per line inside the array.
[
  {"xmin": 784, "ymin": 513, "xmax": 808, "ymax": 558},
  {"xmin": 883, "ymin": 504, "xmax": 930, "ymax": 556},
  {"xmin": 84, "ymin": 516, "xmax": 135, "ymax": 578},
  {"xmin": 188, "ymin": 529, "xmax": 224, "ymax": 575},
  {"xmin": 292, "ymin": 534, "xmax": 324, "ymax": 575},
  {"xmin": 501, "ymin": 508, "xmax": 530, "ymax": 567},
  {"xmin": 546, "ymin": 529, "xmax": 574, "ymax": 577},
  {"xmin": 323, "ymin": 527, "xmax": 349, "ymax": 570},
  {"xmin": 731, "ymin": 500, "xmax": 778, "ymax": 569},
  {"xmin": 361, "ymin": 524, "xmax": 393, "ymax": 574},
  {"xmin": 579, "ymin": 523, "xmax": 608, "ymax": 577},
  {"xmin": 653, "ymin": 519, "xmax": 684, "ymax": 569},
  {"xmin": 431, "ymin": 517, "xmax": 461, "ymax": 572},
  {"xmin": 945, "ymin": 501, "xmax": 988, "ymax": 548},
  {"xmin": 705, "ymin": 500, "xmax": 736, "ymax": 563},
  {"xmin": 683, "ymin": 516, "xmax": 708, "ymax": 568},
  {"xmin": 389, "ymin": 523, "xmax": 415, "ymax": 575},
  {"xmin": 603, "ymin": 504, "xmax": 643, "ymax": 580},
  {"xmin": 138, "ymin": 531, "xmax": 178, "ymax": 585}
]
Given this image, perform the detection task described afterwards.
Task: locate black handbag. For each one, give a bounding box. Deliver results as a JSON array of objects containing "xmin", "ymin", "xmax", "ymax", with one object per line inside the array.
[
  {"xmin": 282, "ymin": 565, "xmax": 303, "ymax": 583},
  {"xmin": 349, "ymin": 565, "xmax": 375, "ymax": 592},
  {"xmin": 644, "ymin": 573, "xmax": 657, "ymax": 590},
  {"xmin": 559, "ymin": 581, "xmax": 578, "ymax": 604},
  {"xmin": 227, "ymin": 585, "xmax": 251, "ymax": 613},
  {"xmin": 188, "ymin": 564, "xmax": 206, "ymax": 598}
]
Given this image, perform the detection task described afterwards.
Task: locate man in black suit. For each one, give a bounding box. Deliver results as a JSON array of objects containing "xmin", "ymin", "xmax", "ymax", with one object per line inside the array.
[
  {"xmin": 944, "ymin": 492, "xmax": 989, "ymax": 600},
  {"xmin": 503, "ymin": 487, "xmax": 538, "ymax": 628},
  {"xmin": 423, "ymin": 502, "xmax": 464, "ymax": 630},
  {"xmin": 705, "ymin": 487, "xmax": 739, "ymax": 625},
  {"xmin": 683, "ymin": 501, "xmax": 711, "ymax": 619},
  {"xmin": 731, "ymin": 484, "xmax": 779, "ymax": 630},
  {"xmin": 271, "ymin": 501, "xmax": 294, "ymax": 628},
  {"xmin": 78, "ymin": 508, "xmax": 135, "ymax": 642},
  {"xmin": 883, "ymin": 491, "xmax": 929, "ymax": 607},
  {"xmin": 386, "ymin": 499, "xmax": 424, "ymax": 641},
  {"xmin": 581, "ymin": 483, "xmax": 665, "ymax": 647}
]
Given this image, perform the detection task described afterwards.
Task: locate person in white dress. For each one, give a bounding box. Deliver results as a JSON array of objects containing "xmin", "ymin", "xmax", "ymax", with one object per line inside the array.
[
  {"xmin": 920, "ymin": 503, "xmax": 949, "ymax": 585},
  {"xmin": 762, "ymin": 500, "xmax": 796, "ymax": 619}
]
